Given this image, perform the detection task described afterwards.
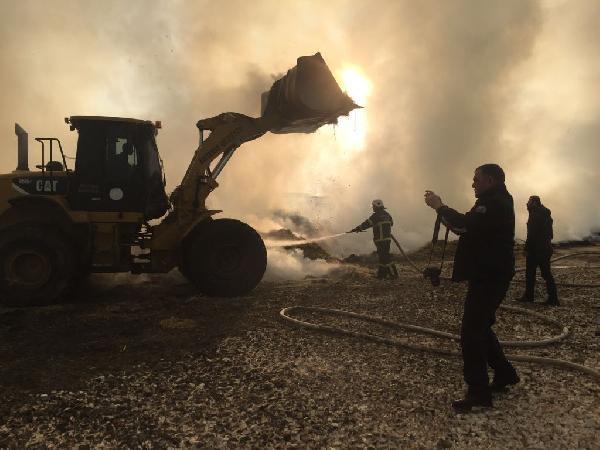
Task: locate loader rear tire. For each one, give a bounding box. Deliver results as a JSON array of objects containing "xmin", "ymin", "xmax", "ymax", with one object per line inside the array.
[
  {"xmin": 0, "ymin": 225, "xmax": 75, "ymax": 307},
  {"xmin": 180, "ymin": 219, "xmax": 267, "ymax": 297}
]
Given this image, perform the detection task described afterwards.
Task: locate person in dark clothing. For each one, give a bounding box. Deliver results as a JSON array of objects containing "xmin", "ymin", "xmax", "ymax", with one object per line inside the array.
[
  {"xmin": 349, "ymin": 199, "xmax": 399, "ymax": 279},
  {"xmin": 517, "ymin": 196, "xmax": 559, "ymax": 306},
  {"xmin": 424, "ymin": 164, "xmax": 519, "ymax": 413}
]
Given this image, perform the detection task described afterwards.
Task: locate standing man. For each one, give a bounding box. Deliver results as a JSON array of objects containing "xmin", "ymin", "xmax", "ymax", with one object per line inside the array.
[
  {"xmin": 424, "ymin": 164, "xmax": 519, "ymax": 412},
  {"xmin": 517, "ymin": 196, "xmax": 559, "ymax": 306},
  {"xmin": 349, "ymin": 199, "xmax": 399, "ymax": 279}
]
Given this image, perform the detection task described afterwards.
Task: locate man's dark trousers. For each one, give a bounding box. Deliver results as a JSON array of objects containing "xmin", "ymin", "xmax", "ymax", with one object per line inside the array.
[
  {"xmin": 524, "ymin": 251, "xmax": 557, "ymax": 300},
  {"xmin": 461, "ymin": 279, "xmax": 514, "ymax": 393},
  {"xmin": 375, "ymin": 240, "xmax": 391, "ymax": 278}
]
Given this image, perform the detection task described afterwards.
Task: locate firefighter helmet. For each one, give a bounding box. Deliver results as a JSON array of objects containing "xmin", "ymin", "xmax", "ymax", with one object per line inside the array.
[{"xmin": 372, "ymin": 199, "xmax": 385, "ymax": 209}]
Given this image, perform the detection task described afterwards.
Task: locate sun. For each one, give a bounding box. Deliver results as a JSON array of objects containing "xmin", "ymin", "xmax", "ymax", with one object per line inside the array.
[
  {"xmin": 333, "ymin": 67, "xmax": 372, "ymax": 152},
  {"xmin": 340, "ymin": 68, "xmax": 371, "ymax": 105}
]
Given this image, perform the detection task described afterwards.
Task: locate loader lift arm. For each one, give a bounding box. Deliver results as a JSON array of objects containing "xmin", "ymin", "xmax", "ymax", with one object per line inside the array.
[
  {"xmin": 156, "ymin": 53, "xmax": 358, "ymax": 241},
  {"xmin": 170, "ymin": 112, "xmax": 280, "ymax": 222},
  {"xmin": 149, "ymin": 53, "xmax": 358, "ymax": 293}
]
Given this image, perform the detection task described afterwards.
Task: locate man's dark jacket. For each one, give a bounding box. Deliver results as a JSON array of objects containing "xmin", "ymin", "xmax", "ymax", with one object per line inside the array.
[
  {"xmin": 525, "ymin": 205, "xmax": 553, "ymax": 256},
  {"xmin": 437, "ymin": 184, "xmax": 515, "ymax": 282}
]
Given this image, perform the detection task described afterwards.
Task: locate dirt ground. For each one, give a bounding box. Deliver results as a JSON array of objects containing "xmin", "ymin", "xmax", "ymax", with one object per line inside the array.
[{"xmin": 0, "ymin": 245, "xmax": 599, "ymax": 448}]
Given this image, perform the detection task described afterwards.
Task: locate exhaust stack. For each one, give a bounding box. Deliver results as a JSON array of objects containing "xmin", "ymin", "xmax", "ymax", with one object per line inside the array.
[{"xmin": 15, "ymin": 123, "xmax": 29, "ymax": 171}]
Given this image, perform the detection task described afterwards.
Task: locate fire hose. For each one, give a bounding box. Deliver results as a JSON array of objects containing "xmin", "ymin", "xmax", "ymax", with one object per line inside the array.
[{"xmin": 279, "ymin": 231, "xmax": 600, "ymax": 381}]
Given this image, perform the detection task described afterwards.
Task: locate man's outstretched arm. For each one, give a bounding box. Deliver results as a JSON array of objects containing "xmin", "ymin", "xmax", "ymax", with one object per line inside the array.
[{"xmin": 349, "ymin": 217, "xmax": 374, "ymax": 233}]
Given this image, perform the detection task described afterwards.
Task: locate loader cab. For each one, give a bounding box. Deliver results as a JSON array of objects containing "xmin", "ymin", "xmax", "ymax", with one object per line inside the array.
[{"xmin": 67, "ymin": 116, "xmax": 169, "ymax": 219}]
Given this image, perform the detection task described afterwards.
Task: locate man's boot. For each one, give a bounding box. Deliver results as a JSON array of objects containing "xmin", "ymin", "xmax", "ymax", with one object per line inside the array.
[
  {"xmin": 390, "ymin": 264, "xmax": 399, "ymax": 279},
  {"xmin": 516, "ymin": 292, "xmax": 534, "ymax": 303},
  {"xmin": 376, "ymin": 266, "xmax": 386, "ymax": 279},
  {"xmin": 543, "ymin": 282, "xmax": 559, "ymax": 306},
  {"xmin": 490, "ymin": 367, "xmax": 520, "ymax": 393},
  {"xmin": 451, "ymin": 386, "xmax": 493, "ymax": 413},
  {"xmin": 543, "ymin": 295, "xmax": 559, "ymax": 306}
]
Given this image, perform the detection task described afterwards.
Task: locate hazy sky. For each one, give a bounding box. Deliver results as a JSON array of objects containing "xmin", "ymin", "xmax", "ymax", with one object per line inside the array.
[{"xmin": 1, "ymin": 0, "xmax": 599, "ymax": 254}]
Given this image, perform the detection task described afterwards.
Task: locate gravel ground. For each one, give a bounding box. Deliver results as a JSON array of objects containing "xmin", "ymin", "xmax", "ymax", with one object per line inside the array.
[{"xmin": 0, "ymin": 246, "xmax": 598, "ymax": 448}]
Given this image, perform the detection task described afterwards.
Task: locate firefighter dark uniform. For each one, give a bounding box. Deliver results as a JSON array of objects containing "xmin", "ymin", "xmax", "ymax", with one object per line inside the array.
[
  {"xmin": 518, "ymin": 196, "xmax": 558, "ymax": 305},
  {"xmin": 436, "ymin": 183, "xmax": 518, "ymax": 407},
  {"xmin": 351, "ymin": 201, "xmax": 399, "ymax": 279}
]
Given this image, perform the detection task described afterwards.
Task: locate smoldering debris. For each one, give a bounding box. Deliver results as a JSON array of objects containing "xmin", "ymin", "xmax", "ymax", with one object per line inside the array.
[
  {"xmin": 284, "ymin": 242, "xmax": 336, "ymax": 261},
  {"xmin": 271, "ymin": 210, "xmax": 321, "ymax": 237},
  {"xmin": 261, "ymin": 210, "xmax": 348, "ymax": 269},
  {"xmin": 343, "ymin": 252, "xmax": 379, "ymax": 265},
  {"xmin": 261, "ymin": 224, "xmax": 344, "ymax": 280},
  {"xmin": 261, "ymin": 226, "xmax": 341, "ymax": 260},
  {"xmin": 262, "ymin": 228, "xmax": 304, "ymax": 242},
  {"xmin": 263, "ymin": 247, "xmax": 338, "ymax": 281}
]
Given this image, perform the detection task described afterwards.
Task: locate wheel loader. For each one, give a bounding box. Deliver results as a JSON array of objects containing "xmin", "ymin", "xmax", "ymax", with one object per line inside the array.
[{"xmin": 0, "ymin": 53, "xmax": 358, "ymax": 306}]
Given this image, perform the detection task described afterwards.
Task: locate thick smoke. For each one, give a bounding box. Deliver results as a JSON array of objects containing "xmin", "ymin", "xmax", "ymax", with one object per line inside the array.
[
  {"xmin": 1, "ymin": 0, "xmax": 598, "ymax": 266},
  {"xmin": 263, "ymin": 248, "xmax": 336, "ymax": 281}
]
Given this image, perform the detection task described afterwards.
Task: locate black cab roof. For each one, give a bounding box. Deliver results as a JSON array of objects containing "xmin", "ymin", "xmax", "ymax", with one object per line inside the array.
[{"xmin": 67, "ymin": 116, "xmax": 156, "ymax": 130}]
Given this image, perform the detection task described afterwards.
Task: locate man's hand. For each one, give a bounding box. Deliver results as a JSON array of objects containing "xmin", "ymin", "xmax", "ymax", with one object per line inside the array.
[
  {"xmin": 424, "ymin": 190, "xmax": 443, "ymax": 210},
  {"xmin": 347, "ymin": 227, "xmax": 361, "ymax": 233}
]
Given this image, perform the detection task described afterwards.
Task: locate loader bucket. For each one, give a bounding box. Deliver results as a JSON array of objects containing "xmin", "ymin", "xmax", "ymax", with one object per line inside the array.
[{"xmin": 261, "ymin": 53, "xmax": 360, "ymax": 134}]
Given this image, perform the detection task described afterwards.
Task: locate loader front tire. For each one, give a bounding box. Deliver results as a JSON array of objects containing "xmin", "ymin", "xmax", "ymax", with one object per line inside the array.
[
  {"xmin": 0, "ymin": 225, "xmax": 75, "ymax": 307},
  {"xmin": 180, "ymin": 219, "xmax": 267, "ymax": 297}
]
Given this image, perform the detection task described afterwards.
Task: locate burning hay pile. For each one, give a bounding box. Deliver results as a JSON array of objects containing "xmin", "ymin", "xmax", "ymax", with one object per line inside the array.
[{"xmin": 262, "ymin": 228, "xmax": 339, "ymax": 262}]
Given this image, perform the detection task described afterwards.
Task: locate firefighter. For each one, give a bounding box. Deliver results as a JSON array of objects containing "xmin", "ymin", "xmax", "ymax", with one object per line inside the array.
[
  {"xmin": 349, "ymin": 199, "xmax": 399, "ymax": 279},
  {"xmin": 517, "ymin": 196, "xmax": 559, "ymax": 306},
  {"xmin": 424, "ymin": 163, "xmax": 519, "ymax": 413}
]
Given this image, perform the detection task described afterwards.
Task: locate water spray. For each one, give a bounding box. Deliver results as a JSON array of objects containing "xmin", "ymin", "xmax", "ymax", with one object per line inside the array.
[{"xmin": 264, "ymin": 232, "xmax": 348, "ymax": 248}]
